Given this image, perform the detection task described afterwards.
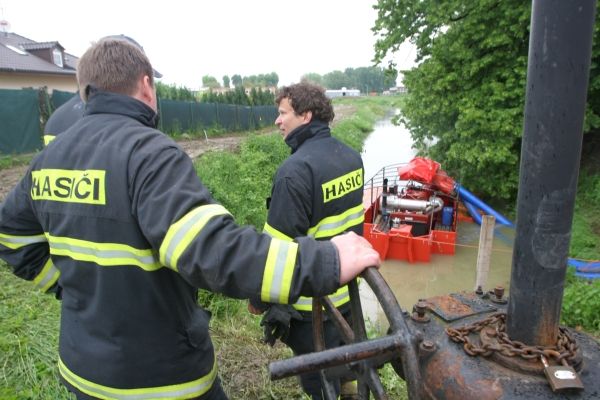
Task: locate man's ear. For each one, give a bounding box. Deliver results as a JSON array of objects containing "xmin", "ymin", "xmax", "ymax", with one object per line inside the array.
[
  {"xmin": 301, "ymin": 110, "xmax": 313, "ymax": 124},
  {"xmin": 139, "ymin": 75, "xmax": 154, "ymax": 103}
]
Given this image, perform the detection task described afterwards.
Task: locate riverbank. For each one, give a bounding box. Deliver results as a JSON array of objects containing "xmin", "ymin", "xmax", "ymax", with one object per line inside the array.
[
  {"xmin": 1, "ymin": 95, "xmax": 597, "ymax": 399},
  {"xmin": 0, "ymin": 96, "xmax": 404, "ymax": 399}
]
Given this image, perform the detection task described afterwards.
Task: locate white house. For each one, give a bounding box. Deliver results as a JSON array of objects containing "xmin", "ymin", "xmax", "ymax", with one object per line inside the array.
[{"xmin": 325, "ymin": 87, "xmax": 361, "ymax": 99}]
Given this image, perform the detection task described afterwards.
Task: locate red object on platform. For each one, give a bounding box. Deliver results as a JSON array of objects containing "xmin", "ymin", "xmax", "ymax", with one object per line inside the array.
[
  {"xmin": 431, "ymin": 170, "xmax": 456, "ymax": 194},
  {"xmin": 398, "ymin": 157, "xmax": 441, "ymax": 184}
]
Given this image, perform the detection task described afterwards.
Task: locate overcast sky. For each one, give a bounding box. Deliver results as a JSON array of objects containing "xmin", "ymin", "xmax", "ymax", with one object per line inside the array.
[{"xmin": 0, "ymin": 0, "xmax": 415, "ymax": 89}]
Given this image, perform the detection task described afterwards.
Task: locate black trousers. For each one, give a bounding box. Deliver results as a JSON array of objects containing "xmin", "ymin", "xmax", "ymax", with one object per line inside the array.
[{"xmin": 282, "ymin": 309, "xmax": 353, "ymax": 400}]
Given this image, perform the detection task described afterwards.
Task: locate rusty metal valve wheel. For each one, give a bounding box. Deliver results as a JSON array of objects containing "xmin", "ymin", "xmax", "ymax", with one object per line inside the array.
[{"xmin": 269, "ymin": 268, "xmax": 423, "ymax": 400}]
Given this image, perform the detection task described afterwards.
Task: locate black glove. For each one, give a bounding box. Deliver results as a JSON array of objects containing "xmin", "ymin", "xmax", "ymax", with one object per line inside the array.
[{"xmin": 260, "ymin": 304, "xmax": 303, "ymax": 346}]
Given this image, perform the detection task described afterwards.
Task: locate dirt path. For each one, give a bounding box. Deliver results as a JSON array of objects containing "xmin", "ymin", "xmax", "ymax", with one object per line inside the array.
[{"xmin": 0, "ymin": 104, "xmax": 356, "ymax": 202}]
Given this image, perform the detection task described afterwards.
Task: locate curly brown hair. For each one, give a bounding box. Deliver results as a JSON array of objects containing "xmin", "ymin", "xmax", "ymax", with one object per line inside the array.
[{"xmin": 276, "ymin": 82, "xmax": 334, "ymax": 123}]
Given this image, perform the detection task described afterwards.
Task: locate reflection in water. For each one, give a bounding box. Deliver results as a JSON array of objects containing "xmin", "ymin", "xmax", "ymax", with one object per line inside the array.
[{"xmin": 359, "ymin": 114, "xmax": 515, "ymax": 328}]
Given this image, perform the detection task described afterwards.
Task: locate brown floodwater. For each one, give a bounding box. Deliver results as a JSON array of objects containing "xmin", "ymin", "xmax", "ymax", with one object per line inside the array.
[
  {"xmin": 359, "ymin": 114, "xmax": 516, "ymax": 327},
  {"xmin": 359, "ymin": 222, "xmax": 515, "ymax": 328}
]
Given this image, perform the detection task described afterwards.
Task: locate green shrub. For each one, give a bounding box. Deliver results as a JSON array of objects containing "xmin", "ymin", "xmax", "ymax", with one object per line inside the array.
[
  {"xmin": 561, "ymin": 269, "xmax": 600, "ymax": 333},
  {"xmin": 195, "ymin": 133, "xmax": 287, "ymax": 228}
]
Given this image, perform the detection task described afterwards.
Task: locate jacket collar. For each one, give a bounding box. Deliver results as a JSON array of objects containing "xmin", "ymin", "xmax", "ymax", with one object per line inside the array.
[
  {"xmin": 285, "ymin": 120, "xmax": 331, "ymax": 153},
  {"xmin": 84, "ymin": 89, "xmax": 160, "ymax": 128}
]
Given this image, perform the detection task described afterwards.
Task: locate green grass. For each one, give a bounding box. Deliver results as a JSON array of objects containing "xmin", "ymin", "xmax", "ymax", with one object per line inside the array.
[
  {"xmin": 561, "ymin": 167, "xmax": 600, "ymax": 336},
  {"xmin": 569, "ymin": 170, "xmax": 600, "ymax": 260},
  {"xmin": 1, "ymin": 94, "xmax": 596, "ymax": 397},
  {"xmin": 0, "ymin": 264, "xmax": 73, "ymax": 399},
  {"xmin": 0, "ymin": 96, "xmax": 401, "ymax": 398},
  {"xmin": 0, "ymin": 153, "xmax": 34, "ymax": 170},
  {"xmin": 199, "ymin": 292, "xmax": 308, "ymax": 399}
]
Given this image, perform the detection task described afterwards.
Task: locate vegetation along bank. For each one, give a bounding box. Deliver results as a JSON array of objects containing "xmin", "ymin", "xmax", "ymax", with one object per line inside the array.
[{"xmin": 1, "ymin": 95, "xmax": 598, "ymax": 399}]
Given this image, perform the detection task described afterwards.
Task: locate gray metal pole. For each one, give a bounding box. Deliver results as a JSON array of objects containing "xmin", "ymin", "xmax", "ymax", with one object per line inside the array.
[{"xmin": 506, "ymin": 0, "xmax": 596, "ymax": 345}]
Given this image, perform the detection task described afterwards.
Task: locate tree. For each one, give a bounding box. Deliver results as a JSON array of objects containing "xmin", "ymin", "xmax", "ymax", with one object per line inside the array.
[
  {"xmin": 234, "ymin": 87, "xmax": 250, "ymax": 106},
  {"xmin": 265, "ymin": 72, "xmax": 279, "ymax": 87},
  {"xmin": 323, "ymin": 70, "xmax": 352, "ymax": 90},
  {"xmin": 373, "ymin": 0, "xmax": 600, "ymax": 202},
  {"xmin": 223, "ymin": 75, "xmax": 230, "ymax": 88},
  {"xmin": 202, "ymin": 75, "xmax": 221, "ymax": 89},
  {"xmin": 155, "ymin": 81, "xmax": 196, "ymax": 102},
  {"xmin": 301, "ymin": 73, "xmax": 324, "ymax": 86},
  {"xmin": 372, "ymin": 0, "xmax": 532, "ymax": 201},
  {"xmin": 231, "ymin": 74, "xmax": 243, "ymax": 88},
  {"xmin": 250, "ymin": 87, "xmax": 275, "ymax": 106},
  {"xmin": 249, "ymin": 87, "xmax": 258, "ymax": 106}
]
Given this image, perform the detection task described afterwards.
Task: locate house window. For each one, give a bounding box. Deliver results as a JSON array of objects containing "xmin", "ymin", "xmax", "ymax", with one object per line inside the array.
[
  {"xmin": 52, "ymin": 48, "xmax": 63, "ymax": 67},
  {"xmin": 7, "ymin": 44, "xmax": 27, "ymax": 55}
]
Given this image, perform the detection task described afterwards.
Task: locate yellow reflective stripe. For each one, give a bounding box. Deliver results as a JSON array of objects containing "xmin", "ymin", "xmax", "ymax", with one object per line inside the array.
[
  {"xmin": 0, "ymin": 232, "xmax": 47, "ymax": 249},
  {"xmin": 261, "ymin": 238, "xmax": 298, "ymax": 304},
  {"xmin": 43, "ymin": 135, "xmax": 56, "ymax": 146},
  {"xmin": 58, "ymin": 356, "xmax": 217, "ymax": 399},
  {"xmin": 47, "ymin": 234, "xmax": 161, "ymax": 271},
  {"xmin": 307, "ymin": 204, "xmax": 364, "ymax": 239},
  {"xmin": 263, "ymin": 223, "xmax": 293, "ymax": 241},
  {"xmin": 33, "ymin": 258, "xmax": 60, "ymax": 293},
  {"xmin": 159, "ymin": 204, "xmax": 231, "ymax": 271},
  {"xmin": 292, "ymin": 285, "xmax": 350, "ymax": 311}
]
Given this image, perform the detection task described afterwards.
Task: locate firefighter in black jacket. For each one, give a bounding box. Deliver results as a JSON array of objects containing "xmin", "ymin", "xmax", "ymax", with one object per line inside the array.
[
  {"xmin": 249, "ymin": 82, "xmax": 364, "ymax": 399},
  {"xmin": 43, "ymin": 93, "xmax": 85, "ymax": 146},
  {"xmin": 0, "ymin": 38, "xmax": 380, "ymax": 400}
]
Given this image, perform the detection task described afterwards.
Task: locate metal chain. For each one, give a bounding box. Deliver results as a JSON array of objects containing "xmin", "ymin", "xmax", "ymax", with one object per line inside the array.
[{"xmin": 445, "ymin": 312, "xmax": 579, "ymax": 366}]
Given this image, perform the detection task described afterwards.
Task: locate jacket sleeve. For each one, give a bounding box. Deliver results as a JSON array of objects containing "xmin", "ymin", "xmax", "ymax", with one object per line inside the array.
[
  {"xmin": 129, "ymin": 143, "xmax": 340, "ymax": 304},
  {"xmin": 0, "ymin": 171, "xmax": 60, "ymax": 293}
]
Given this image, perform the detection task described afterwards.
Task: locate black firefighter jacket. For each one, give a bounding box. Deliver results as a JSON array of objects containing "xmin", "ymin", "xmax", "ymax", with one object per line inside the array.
[
  {"xmin": 0, "ymin": 91, "xmax": 343, "ymax": 399},
  {"xmin": 43, "ymin": 93, "xmax": 85, "ymax": 146},
  {"xmin": 263, "ymin": 120, "xmax": 365, "ymax": 312}
]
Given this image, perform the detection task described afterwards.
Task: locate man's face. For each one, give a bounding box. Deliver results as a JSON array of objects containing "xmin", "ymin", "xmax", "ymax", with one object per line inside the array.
[{"xmin": 275, "ymin": 98, "xmax": 310, "ymax": 138}]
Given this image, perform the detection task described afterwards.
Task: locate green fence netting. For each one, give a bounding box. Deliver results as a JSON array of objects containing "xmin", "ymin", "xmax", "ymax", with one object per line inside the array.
[
  {"xmin": 0, "ymin": 88, "xmax": 43, "ymax": 154},
  {"xmin": 253, "ymin": 105, "xmax": 279, "ymax": 127},
  {"xmin": 158, "ymin": 100, "xmax": 276, "ymax": 134},
  {"xmin": 51, "ymin": 90, "xmax": 78, "ymax": 111},
  {"xmin": 237, "ymin": 106, "xmax": 254, "ymax": 131},
  {"xmin": 194, "ymin": 103, "xmax": 218, "ymax": 129},
  {"xmin": 216, "ymin": 104, "xmax": 237, "ymax": 132},
  {"xmin": 1, "ymin": 88, "xmax": 277, "ymax": 154},
  {"xmin": 159, "ymin": 99, "xmax": 192, "ymax": 133}
]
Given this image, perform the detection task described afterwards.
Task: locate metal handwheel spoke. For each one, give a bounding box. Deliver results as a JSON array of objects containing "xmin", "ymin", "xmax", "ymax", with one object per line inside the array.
[
  {"xmin": 348, "ymin": 278, "xmax": 368, "ymax": 342},
  {"xmin": 348, "ymin": 279, "xmax": 372, "ymax": 398},
  {"xmin": 322, "ymin": 289, "xmax": 389, "ymax": 399},
  {"xmin": 313, "ymin": 298, "xmax": 341, "ymax": 400},
  {"xmin": 364, "ymin": 368, "xmax": 388, "ymax": 399},
  {"xmin": 360, "ymin": 268, "xmax": 422, "ymax": 399},
  {"xmin": 322, "ymin": 296, "xmax": 355, "ymax": 342},
  {"xmin": 317, "ymin": 270, "xmax": 421, "ymax": 399},
  {"xmin": 270, "ymin": 268, "xmax": 423, "ymax": 399}
]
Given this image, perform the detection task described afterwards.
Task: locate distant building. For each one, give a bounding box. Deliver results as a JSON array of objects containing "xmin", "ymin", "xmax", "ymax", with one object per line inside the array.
[
  {"xmin": 325, "ymin": 87, "xmax": 361, "ymax": 99},
  {"xmin": 387, "ymin": 86, "xmax": 407, "ymax": 95},
  {"xmin": 201, "ymin": 86, "xmax": 277, "ymax": 96},
  {"xmin": 0, "ymin": 25, "xmax": 79, "ymax": 92}
]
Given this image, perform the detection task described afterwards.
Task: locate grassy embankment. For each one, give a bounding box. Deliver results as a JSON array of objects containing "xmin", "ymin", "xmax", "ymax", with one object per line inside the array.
[
  {"xmin": 0, "ymin": 96, "xmax": 403, "ymax": 399},
  {"xmin": 1, "ymin": 95, "xmax": 597, "ymax": 399}
]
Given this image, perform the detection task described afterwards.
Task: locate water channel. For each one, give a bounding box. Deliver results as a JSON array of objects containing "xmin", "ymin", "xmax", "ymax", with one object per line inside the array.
[{"xmin": 359, "ymin": 113, "xmax": 515, "ymax": 327}]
